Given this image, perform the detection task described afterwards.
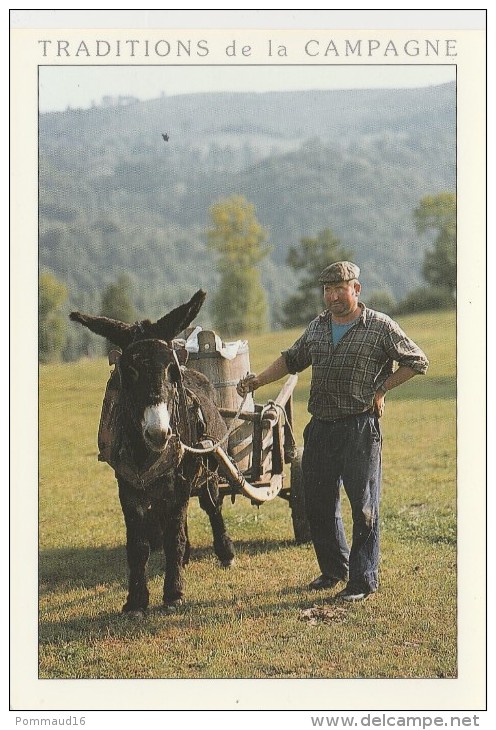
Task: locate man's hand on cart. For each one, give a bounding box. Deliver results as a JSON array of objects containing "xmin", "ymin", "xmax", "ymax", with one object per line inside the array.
[
  {"xmin": 237, "ymin": 372, "xmax": 258, "ymax": 397},
  {"xmin": 237, "ymin": 356, "xmax": 290, "ymax": 398}
]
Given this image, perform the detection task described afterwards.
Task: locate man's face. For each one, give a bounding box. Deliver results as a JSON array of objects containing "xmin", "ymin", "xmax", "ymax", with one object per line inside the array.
[{"xmin": 323, "ymin": 280, "xmax": 360, "ymax": 317}]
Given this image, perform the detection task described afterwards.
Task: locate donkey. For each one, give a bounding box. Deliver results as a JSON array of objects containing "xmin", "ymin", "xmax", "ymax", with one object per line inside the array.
[{"xmin": 70, "ymin": 290, "xmax": 235, "ymax": 613}]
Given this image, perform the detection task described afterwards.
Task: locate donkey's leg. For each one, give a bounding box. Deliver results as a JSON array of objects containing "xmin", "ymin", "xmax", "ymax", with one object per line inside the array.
[
  {"xmin": 183, "ymin": 515, "xmax": 191, "ymax": 566},
  {"xmin": 162, "ymin": 485, "xmax": 190, "ymax": 606},
  {"xmin": 198, "ymin": 479, "xmax": 235, "ymax": 567},
  {"xmin": 119, "ymin": 485, "xmax": 151, "ymax": 613},
  {"xmin": 158, "ymin": 498, "xmax": 190, "ymax": 566}
]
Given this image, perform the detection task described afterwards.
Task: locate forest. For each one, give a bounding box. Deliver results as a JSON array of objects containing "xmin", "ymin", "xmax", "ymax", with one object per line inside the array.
[{"xmin": 39, "ymin": 82, "xmax": 456, "ymax": 358}]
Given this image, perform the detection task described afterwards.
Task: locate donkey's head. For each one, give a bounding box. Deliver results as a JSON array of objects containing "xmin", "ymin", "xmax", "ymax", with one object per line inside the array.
[
  {"xmin": 118, "ymin": 339, "xmax": 187, "ymax": 453},
  {"xmin": 70, "ymin": 290, "xmax": 206, "ymax": 453}
]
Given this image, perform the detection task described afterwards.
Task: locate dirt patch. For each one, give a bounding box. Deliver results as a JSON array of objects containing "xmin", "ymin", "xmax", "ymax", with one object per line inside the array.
[{"xmin": 299, "ymin": 604, "xmax": 349, "ymax": 625}]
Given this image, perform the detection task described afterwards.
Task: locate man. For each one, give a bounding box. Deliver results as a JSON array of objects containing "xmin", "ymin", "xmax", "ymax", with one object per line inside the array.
[{"xmin": 237, "ymin": 261, "xmax": 429, "ymax": 601}]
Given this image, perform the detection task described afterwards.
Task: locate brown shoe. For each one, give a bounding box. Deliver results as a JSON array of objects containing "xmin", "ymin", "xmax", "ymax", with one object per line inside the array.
[{"xmin": 308, "ymin": 575, "xmax": 341, "ymax": 590}]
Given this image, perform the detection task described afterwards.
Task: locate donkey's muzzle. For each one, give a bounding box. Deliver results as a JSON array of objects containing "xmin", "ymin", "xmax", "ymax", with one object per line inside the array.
[
  {"xmin": 142, "ymin": 403, "xmax": 173, "ymax": 452},
  {"xmin": 144, "ymin": 425, "xmax": 173, "ymax": 452}
]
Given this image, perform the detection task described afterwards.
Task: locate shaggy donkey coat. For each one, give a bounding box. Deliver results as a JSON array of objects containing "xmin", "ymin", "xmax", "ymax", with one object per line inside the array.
[{"xmin": 70, "ymin": 290, "xmax": 235, "ymax": 612}]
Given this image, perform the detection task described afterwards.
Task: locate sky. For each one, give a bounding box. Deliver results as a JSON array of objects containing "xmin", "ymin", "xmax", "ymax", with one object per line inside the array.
[{"xmin": 39, "ymin": 64, "xmax": 456, "ymax": 113}]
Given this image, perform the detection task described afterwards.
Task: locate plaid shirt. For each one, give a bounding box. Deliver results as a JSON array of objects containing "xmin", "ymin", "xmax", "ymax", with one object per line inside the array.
[{"xmin": 282, "ymin": 304, "xmax": 429, "ymax": 421}]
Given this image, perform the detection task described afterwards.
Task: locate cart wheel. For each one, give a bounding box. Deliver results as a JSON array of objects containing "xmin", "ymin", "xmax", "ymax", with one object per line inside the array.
[{"xmin": 290, "ymin": 447, "xmax": 312, "ymax": 544}]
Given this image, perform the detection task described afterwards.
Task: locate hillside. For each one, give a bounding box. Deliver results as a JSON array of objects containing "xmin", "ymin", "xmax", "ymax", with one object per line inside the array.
[{"xmin": 39, "ymin": 82, "xmax": 455, "ymax": 331}]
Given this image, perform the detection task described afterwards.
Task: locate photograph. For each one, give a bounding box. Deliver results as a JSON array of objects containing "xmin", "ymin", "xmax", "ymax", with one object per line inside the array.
[{"xmin": 10, "ymin": 8, "xmax": 486, "ymax": 719}]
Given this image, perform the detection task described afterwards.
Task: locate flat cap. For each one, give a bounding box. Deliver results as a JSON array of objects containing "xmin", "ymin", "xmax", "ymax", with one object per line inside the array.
[{"xmin": 318, "ymin": 261, "xmax": 360, "ymax": 284}]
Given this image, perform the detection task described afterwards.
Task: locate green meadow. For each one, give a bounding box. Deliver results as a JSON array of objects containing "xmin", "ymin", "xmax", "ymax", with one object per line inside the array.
[{"xmin": 39, "ymin": 310, "xmax": 456, "ymax": 679}]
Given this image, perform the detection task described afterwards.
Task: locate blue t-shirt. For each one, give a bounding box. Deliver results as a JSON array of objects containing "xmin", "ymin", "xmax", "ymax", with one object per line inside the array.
[{"xmin": 331, "ymin": 319, "xmax": 359, "ymax": 345}]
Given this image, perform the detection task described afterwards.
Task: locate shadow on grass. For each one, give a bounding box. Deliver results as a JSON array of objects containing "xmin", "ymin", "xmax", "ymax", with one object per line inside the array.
[
  {"xmin": 39, "ymin": 538, "xmax": 315, "ymax": 657},
  {"xmin": 39, "ymin": 537, "xmax": 296, "ymax": 594},
  {"xmin": 40, "ymin": 545, "xmax": 127, "ymax": 593},
  {"xmin": 39, "ymin": 579, "xmax": 330, "ymax": 654}
]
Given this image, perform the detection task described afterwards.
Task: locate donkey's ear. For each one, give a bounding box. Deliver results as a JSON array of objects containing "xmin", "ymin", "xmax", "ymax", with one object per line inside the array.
[
  {"xmin": 69, "ymin": 312, "xmax": 134, "ymax": 350},
  {"xmin": 152, "ymin": 289, "xmax": 206, "ymax": 341}
]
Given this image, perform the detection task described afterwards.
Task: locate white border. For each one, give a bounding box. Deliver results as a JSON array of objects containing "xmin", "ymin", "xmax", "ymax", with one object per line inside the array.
[{"xmin": 9, "ymin": 7, "xmax": 487, "ymax": 720}]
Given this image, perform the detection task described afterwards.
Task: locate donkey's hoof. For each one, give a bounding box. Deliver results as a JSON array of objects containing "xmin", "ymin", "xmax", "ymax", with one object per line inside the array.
[
  {"xmin": 221, "ymin": 557, "xmax": 235, "ymax": 568},
  {"xmin": 161, "ymin": 598, "xmax": 183, "ymax": 613},
  {"xmin": 122, "ymin": 608, "xmax": 146, "ymax": 620}
]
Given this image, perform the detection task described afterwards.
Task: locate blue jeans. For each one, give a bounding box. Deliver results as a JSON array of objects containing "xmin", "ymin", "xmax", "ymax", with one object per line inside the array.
[{"xmin": 301, "ymin": 412, "xmax": 382, "ymax": 593}]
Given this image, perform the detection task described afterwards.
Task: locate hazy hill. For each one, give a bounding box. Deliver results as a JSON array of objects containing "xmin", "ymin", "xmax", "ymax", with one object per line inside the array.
[{"xmin": 39, "ymin": 82, "xmax": 455, "ymax": 326}]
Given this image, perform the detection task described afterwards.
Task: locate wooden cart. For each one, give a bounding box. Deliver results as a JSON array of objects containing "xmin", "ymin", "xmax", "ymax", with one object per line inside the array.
[{"xmin": 185, "ymin": 329, "xmax": 311, "ymax": 544}]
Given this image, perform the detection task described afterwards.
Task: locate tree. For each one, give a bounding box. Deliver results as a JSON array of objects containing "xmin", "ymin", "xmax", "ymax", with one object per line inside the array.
[
  {"xmin": 100, "ymin": 274, "xmax": 137, "ymax": 352},
  {"xmin": 281, "ymin": 228, "xmax": 353, "ymax": 327},
  {"xmin": 207, "ymin": 195, "xmax": 270, "ymax": 336},
  {"xmin": 366, "ymin": 289, "xmax": 397, "ymax": 316},
  {"xmin": 213, "ymin": 268, "xmax": 268, "ymax": 336},
  {"xmin": 414, "ymin": 192, "xmax": 456, "ymax": 300},
  {"xmin": 395, "ymin": 286, "xmax": 454, "ymax": 315},
  {"xmin": 101, "ymin": 274, "xmax": 136, "ymax": 322},
  {"xmin": 39, "ymin": 271, "xmax": 68, "ymax": 362}
]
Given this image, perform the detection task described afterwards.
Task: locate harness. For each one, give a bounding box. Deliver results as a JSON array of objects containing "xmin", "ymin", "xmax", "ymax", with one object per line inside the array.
[
  {"xmin": 97, "ymin": 347, "xmax": 235, "ymax": 490},
  {"xmin": 97, "ymin": 371, "xmax": 183, "ymax": 490}
]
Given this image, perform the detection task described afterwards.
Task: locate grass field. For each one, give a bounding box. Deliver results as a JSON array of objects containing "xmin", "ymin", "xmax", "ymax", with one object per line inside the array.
[{"xmin": 38, "ymin": 309, "xmax": 456, "ymax": 680}]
